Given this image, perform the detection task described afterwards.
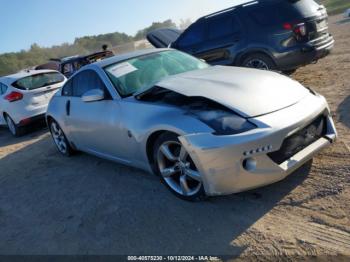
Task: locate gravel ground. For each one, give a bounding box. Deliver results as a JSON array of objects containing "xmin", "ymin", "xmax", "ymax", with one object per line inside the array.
[{"xmin": 0, "ymin": 15, "xmax": 349, "ymax": 260}]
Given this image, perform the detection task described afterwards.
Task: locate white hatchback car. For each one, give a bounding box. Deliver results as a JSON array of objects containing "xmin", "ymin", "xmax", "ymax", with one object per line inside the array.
[{"xmin": 0, "ymin": 70, "xmax": 66, "ymax": 136}]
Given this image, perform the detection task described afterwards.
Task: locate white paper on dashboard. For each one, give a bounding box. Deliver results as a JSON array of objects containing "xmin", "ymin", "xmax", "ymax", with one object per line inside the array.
[{"xmin": 108, "ymin": 62, "xmax": 138, "ymax": 78}]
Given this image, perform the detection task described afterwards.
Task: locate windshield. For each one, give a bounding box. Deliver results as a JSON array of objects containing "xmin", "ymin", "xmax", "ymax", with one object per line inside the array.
[{"xmin": 104, "ymin": 50, "xmax": 209, "ymax": 97}]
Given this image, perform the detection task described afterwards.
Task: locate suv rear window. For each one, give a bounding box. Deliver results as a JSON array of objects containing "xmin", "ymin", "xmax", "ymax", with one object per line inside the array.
[
  {"xmin": 13, "ymin": 72, "xmax": 65, "ymax": 90},
  {"xmin": 249, "ymin": 0, "xmax": 320, "ymax": 25}
]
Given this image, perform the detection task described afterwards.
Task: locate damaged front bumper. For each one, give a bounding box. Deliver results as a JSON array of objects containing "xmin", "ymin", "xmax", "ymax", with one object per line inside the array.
[{"xmin": 178, "ymin": 94, "xmax": 337, "ymax": 196}]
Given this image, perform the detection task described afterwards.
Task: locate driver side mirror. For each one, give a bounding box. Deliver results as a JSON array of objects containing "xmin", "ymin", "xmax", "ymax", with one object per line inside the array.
[{"xmin": 81, "ymin": 89, "xmax": 105, "ymax": 102}]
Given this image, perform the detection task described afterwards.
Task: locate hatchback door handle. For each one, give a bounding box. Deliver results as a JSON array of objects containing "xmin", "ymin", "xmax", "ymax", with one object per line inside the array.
[{"xmin": 66, "ymin": 100, "xmax": 71, "ymax": 116}]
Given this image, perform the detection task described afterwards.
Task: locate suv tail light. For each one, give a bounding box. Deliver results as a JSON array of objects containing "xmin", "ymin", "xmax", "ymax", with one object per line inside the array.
[
  {"xmin": 4, "ymin": 91, "xmax": 23, "ymax": 102},
  {"xmin": 283, "ymin": 22, "xmax": 307, "ymax": 41},
  {"xmin": 293, "ymin": 23, "xmax": 307, "ymax": 37},
  {"xmin": 283, "ymin": 23, "xmax": 293, "ymax": 30}
]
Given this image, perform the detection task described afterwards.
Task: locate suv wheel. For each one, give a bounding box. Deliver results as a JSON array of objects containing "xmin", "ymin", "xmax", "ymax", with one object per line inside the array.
[{"xmin": 242, "ymin": 53, "xmax": 276, "ymax": 71}]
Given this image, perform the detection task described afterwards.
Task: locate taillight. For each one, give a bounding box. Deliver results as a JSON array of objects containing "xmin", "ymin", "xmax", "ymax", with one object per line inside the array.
[
  {"xmin": 4, "ymin": 91, "xmax": 23, "ymax": 102},
  {"xmin": 283, "ymin": 23, "xmax": 293, "ymax": 30},
  {"xmin": 283, "ymin": 22, "xmax": 307, "ymax": 41},
  {"xmin": 294, "ymin": 23, "xmax": 307, "ymax": 37}
]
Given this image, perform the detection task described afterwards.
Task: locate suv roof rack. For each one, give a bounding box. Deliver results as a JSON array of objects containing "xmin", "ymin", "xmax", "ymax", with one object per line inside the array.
[{"xmin": 199, "ymin": 0, "xmax": 258, "ymax": 20}]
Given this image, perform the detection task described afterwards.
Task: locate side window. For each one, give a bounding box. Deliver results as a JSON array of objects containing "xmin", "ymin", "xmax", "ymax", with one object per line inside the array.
[
  {"xmin": 177, "ymin": 22, "xmax": 206, "ymax": 48},
  {"xmin": 0, "ymin": 83, "xmax": 8, "ymax": 95},
  {"xmin": 249, "ymin": 4, "xmax": 299, "ymax": 26},
  {"xmin": 3, "ymin": 83, "xmax": 8, "ymax": 94},
  {"xmin": 63, "ymin": 63, "xmax": 74, "ymax": 75},
  {"xmin": 250, "ymin": 7, "xmax": 274, "ymax": 25},
  {"xmin": 72, "ymin": 70, "xmax": 107, "ymax": 97},
  {"xmin": 208, "ymin": 15, "xmax": 238, "ymax": 40},
  {"xmin": 62, "ymin": 79, "xmax": 73, "ymax": 96}
]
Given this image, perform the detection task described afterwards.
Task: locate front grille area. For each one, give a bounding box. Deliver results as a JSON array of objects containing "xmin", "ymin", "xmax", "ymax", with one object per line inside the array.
[{"xmin": 268, "ymin": 115, "xmax": 327, "ymax": 165}]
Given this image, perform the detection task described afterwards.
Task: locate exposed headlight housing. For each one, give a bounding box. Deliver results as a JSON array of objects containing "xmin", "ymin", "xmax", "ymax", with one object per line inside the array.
[{"xmin": 192, "ymin": 109, "xmax": 257, "ymax": 135}]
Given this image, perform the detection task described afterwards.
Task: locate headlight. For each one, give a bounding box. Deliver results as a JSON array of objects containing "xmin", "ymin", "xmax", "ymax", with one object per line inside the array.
[{"xmin": 191, "ymin": 109, "xmax": 257, "ymax": 135}]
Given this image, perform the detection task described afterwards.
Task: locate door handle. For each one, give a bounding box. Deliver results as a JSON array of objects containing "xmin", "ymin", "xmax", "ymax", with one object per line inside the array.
[{"xmin": 66, "ymin": 100, "xmax": 71, "ymax": 116}]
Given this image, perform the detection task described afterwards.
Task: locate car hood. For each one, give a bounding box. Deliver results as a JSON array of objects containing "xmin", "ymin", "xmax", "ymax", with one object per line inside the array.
[
  {"xmin": 147, "ymin": 28, "xmax": 182, "ymax": 48},
  {"xmin": 155, "ymin": 66, "xmax": 309, "ymax": 118}
]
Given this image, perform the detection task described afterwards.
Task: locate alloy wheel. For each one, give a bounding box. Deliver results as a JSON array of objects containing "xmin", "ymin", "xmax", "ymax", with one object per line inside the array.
[
  {"xmin": 50, "ymin": 121, "xmax": 68, "ymax": 154},
  {"xmin": 245, "ymin": 59, "xmax": 269, "ymax": 70},
  {"xmin": 157, "ymin": 141, "xmax": 202, "ymax": 197},
  {"xmin": 6, "ymin": 115, "xmax": 17, "ymax": 136}
]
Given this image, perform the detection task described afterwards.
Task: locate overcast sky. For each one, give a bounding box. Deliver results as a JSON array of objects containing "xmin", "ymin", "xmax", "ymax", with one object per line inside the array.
[{"xmin": 0, "ymin": 0, "xmax": 249, "ymax": 54}]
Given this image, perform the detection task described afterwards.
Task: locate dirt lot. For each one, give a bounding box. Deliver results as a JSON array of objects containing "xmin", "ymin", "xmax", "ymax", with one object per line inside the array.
[{"xmin": 0, "ymin": 15, "xmax": 349, "ymax": 260}]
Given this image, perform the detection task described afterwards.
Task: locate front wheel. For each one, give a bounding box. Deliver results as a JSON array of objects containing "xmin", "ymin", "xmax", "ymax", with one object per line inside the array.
[
  {"xmin": 49, "ymin": 120, "xmax": 73, "ymax": 156},
  {"xmin": 153, "ymin": 132, "xmax": 205, "ymax": 201}
]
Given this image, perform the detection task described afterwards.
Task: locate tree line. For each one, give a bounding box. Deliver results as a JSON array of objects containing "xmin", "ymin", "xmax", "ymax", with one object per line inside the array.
[{"xmin": 0, "ymin": 19, "xmax": 180, "ymax": 77}]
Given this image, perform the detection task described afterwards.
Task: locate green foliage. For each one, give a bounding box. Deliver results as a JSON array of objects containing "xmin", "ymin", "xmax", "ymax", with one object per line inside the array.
[
  {"xmin": 318, "ymin": 0, "xmax": 350, "ymax": 15},
  {"xmin": 4, "ymin": 0, "xmax": 348, "ymax": 77},
  {"xmin": 134, "ymin": 19, "xmax": 177, "ymax": 40},
  {"xmin": 0, "ymin": 20, "xmax": 176, "ymax": 77},
  {"xmin": 74, "ymin": 32, "xmax": 133, "ymax": 52}
]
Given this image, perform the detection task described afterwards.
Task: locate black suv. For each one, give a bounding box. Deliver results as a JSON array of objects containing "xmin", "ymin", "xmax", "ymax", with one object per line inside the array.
[{"xmin": 147, "ymin": 0, "xmax": 334, "ymax": 74}]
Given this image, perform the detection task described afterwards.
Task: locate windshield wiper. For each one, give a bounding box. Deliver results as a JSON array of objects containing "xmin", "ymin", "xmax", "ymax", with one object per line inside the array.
[{"xmin": 135, "ymin": 86, "xmax": 171, "ymax": 100}]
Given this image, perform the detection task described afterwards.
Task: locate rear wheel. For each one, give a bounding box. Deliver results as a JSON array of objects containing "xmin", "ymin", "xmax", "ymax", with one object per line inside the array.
[
  {"xmin": 242, "ymin": 53, "xmax": 276, "ymax": 71},
  {"xmin": 153, "ymin": 132, "xmax": 205, "ymax": 201},
  {"xmin": 5, "ymin": 114, "xmax": 24, "ymax": 137},
  {"xmin": 49, "ymin": 119, "xmax": 73, "ymax": 156}
]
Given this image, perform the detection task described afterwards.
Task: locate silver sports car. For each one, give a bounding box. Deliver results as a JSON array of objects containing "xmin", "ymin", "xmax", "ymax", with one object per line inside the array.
[{"xmin": 46, "ymin": 49, "xmax": 337, "ymax": 200}]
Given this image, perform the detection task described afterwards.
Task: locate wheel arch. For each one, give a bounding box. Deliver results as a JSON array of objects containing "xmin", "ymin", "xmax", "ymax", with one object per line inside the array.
[
  {"xmin": 235, "ymin": 49, "xmax": 277, "ymax": 67},
  {"xmin": 1, "ymin": 112, "xmax": 9, "ymax": 126},
  {"xmin": 46, "ymin": 115, "xmax": 77, "ymax": 151},
  {"xmin": 2, "ymin": 112, "xmax": 14, "ymax": 125},
  {"xmin": 46, "ymin": 115, "xmax": 54, "ymax": 125},
  {"xmin": 145, "ymin": 130, "xmax": 181, "ymax": 172}
]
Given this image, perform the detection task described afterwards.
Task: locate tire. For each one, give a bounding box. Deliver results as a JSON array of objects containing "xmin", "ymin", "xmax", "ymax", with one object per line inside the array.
[
  {"xmin": 48, "ymin": 119, "xmax": 73, "ymax": 156},
  {"xmin": 5, "ymin": 114, "xmax": 24, "ymax": 137},
  {"xmin": 242, "ymin": 53, "xmax": 276, "ymax": 71},
  {"xmin": 153, "ymin": 132, "xmax": 206, "ymax": 201}
]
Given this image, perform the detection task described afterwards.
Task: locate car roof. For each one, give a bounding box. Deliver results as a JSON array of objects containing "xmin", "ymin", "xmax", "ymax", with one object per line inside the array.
[
  {"xmin": 60, "ymin": 55, "xmax": 80, "ymax": 62},
  {"xmin": 195, "ymin": 0, "xmax": 257, "ymax": 22},
  {"xmin": 0, "ymin": 69, "xmax": 60, "ymax": 86},
  {"xmin": 93, "ymin": 48, "xmax": 168, "ymax": 68},
  {"xmin": 52, "ymin": 50, "xmax": 114, "ymax": 64},
  {"xmin": 195, "ymin": 0, "xmax": 302, "ymax": 23}
]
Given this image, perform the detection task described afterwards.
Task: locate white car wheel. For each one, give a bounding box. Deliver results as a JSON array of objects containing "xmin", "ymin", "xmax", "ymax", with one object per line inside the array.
[{"xmin": 5, "ymin": 115, "xmax": 21, "ymax": 136}]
